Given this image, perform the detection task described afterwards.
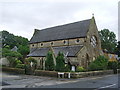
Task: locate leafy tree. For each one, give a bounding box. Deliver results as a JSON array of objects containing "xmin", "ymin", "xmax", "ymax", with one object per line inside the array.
[
  {"xmin": 2, "ymin": 48, "xmax": 23, "ymax": 67},
  {"xmin": 116, "ymin": 41, "xmax": 120, "ymax": 57},
  {"xmin": 55, "ymin": 52, "xmax": 65, "ymax": 72},
  {"xmin": 2, "ymin": 48, "xmax": 22, "ymax": 59},
  {"xmin": 45, "ymin": 51, "xmax": 55, "ymax": 71},
  {"xmin": 99, "ymin": 29, "xmax": 117, "ymax": 53},
  {"xmin": 1, "ymin": 30, "xmax": 29, "ymax": 63},
  {"xmin": 88, "ymin": 56, "xmax": 108, "ymax": 71},
  {"xmin": 18, "ymin": 45, "xmax": 29, "ymax": 61},
  {"xmin": 108, "ymin": 61, "xmax": 118, "ymax": 74},
  {"xmin": 1, "ymin": 30, "xmax": 29, "ymax": 49}
]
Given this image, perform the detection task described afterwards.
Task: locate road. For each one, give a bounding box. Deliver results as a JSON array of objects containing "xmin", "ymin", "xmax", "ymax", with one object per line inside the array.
[
  {"xmin": 1, "ymin": 71, "xmax": 120, "ymax": 89},
  {"xmin": 38, "ymin": 74, "xmax": 119, "ymax": 89}
]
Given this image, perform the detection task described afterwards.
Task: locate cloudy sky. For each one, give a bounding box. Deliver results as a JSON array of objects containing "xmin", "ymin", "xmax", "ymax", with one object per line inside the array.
[{"xmin": 0, "ymin": 0, "xmax": 119, "ymax": 41}]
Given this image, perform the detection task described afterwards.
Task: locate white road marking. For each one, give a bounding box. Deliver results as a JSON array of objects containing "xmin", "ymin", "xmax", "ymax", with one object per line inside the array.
[{"xmin": 98, "ymin": 84, "xmax": 116, "ymax": 89}]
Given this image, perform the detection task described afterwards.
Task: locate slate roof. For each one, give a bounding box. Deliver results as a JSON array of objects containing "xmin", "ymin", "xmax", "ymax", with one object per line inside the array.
[
  {"xmin": 29, "ymin": 19, "xmax": 91, "ymax": 44},
  {"xmin": 27, "ymin": 45, "xmax": 83, "ymax": 57}
]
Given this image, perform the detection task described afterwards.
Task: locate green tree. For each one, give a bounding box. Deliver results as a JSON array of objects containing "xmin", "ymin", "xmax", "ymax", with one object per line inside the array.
[
  {"xmin": 1, "ymin": 30, "xmax": 29, "ymax": 49},
  {"xmin": 2, "ymin": 48, "xmax": 22, "ymax": 59},
  {"xmin": 56, "ymin": 52, "xmax": 65, "ymax": 72},
  {"xmin": 18, "ymin": 45, "xmax": 29, "ymax": 61},
  {"xmin": 116, "ymin": 41, "xmax": 120, "ymax": 57},
  {"xmin": 99, "ymin": 29, "xmax": 117, "ymax": 53},
  {"xmin": 88, "ymin": 56, "xmax": 108, "ymax": 71},
  {"xmin": 45, "ymin": 51, "xmax": 55, "ymax": 71}
]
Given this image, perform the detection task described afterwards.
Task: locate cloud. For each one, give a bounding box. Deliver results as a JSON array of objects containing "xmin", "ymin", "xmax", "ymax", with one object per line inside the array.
[{"xmin": 0, "ymin": 0, "xmax": 119, "ymax": 41}]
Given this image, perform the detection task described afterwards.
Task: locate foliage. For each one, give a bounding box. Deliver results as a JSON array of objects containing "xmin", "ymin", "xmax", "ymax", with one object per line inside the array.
[
  {"xmin": 108, "ymin": 61, "xmax": 118, "ymax": 69},
  {"xmin": 88, "ymin": 56, "xmax": 108, "ymax": 71},
  {"xmin": 45, "ymin": 51, "xmax": 55, "ymax": 71},
  {"xmin": 64, "ymin": 64, "xmax": 71, "ymax": 72},
  {"xmin": 25, "ymin": 57, "xmax": 37, "ymax": 64},
  {"xmin": 15, "ymin": 64, "xmax": 25, "ymax": 69},
  {"xmin": 55, "ymin": 52, "xmax": 66, "ymax": 72},
  {"xmin": 118, "ymin": 61, "xmax": 120, "ymax": 69},
  {"xmin": 25, "ymin": 57, "xmax": 37, "ymax": 74},
  {"xmin": 2, "ymin": 48, "xmax": 22, "ymax": 59},
  {"xmin": 116, "ymin": 41, "xmax": 120, "ymax": 57},
  {"xmin": 1, "ymin": 30, "xmax": 28, "ymax": 49},
  {"xmin": 76, "ymin": 66, "xmax": 86, "ymax": 72},
  {"xmin": 1, "ymin": 30, "xmax": 29, "ymax": 63},
  {"xmin": 18, "ymin": 45, "xmax": 29, "ymax": 59},
  {"xmin": 99, "ymin": 29, "xmax": 117, "ymax": 53}
]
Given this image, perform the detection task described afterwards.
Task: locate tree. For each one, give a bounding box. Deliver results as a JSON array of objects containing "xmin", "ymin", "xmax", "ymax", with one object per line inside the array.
[
  {"xmin": 18, "ymin": 45, "xmax": 29, "ymax": 61},
  {"xmin": 45, "ymin": 51, "xmax": 55, "ymax": 71},
  {"xmin": 116, "ymin": 41, "xmax": 120, "ymax": 57},
  {"xmin": 99, "ymin": 29, "xmax": 117, "ymax": 53},
  {"xmin": 1, "ymin": 30, "xmax": 29, "ymax": 63},
  {"xmin": 88, "ymin": 56, "xmax": 108, "ymax": 71},
  {"xmin": 1, "ymin": 30, "xmax": 29, "ymax": 49},
  {"xmin": 2, "ymin": 48, "xmax": 23, "ymax": 67},
  {"xmin": 55, "ymin": 52, "xmax": 65, "ymax": 72}
]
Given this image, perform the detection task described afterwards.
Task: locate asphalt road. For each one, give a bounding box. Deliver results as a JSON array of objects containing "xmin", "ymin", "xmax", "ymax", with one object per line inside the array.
[
  {"xmin": 38, "ymin": 74, "xmax": 119, "ymax": 89},
  {"xmin": 1, "ymin": 71, "xmax": 120, "ymax": 89}
]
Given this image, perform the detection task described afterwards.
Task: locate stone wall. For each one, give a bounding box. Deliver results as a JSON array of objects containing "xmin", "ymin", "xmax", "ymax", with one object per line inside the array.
[{"xmin": 29, "ymin": 38, "xmax": 84, "ymax": 48}]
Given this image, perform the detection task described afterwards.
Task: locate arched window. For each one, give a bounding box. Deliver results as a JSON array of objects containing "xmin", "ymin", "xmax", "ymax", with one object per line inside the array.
[
  {"xmin": 90, "ymin": 36, "xmax": 97, "ymax": 47},
  {"xmin": 41, "ymin": 43, "xmax": 43, "ymax": 46},
  {"xmin": 51, "ymin": 42, "xmax": 53, "ymax": 45},
  {"xmin": 76, "ymin": 39, "xmax": 80, "ymax": 43}
]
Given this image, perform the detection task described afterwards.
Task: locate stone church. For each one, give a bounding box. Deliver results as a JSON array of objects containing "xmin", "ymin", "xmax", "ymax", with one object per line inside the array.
[{"xmin": 28, "ymin": 16, "xmax": 103, "ymax": 71}]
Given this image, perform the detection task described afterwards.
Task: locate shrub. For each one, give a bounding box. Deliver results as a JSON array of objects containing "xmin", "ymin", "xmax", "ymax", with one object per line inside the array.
[
  {"xmin": 64, "ymin": 64, "xmax": 71, "ymax": 72},
  {"xmin": 76, "ymin": 66, "xmax": 86, "ymax": 72},
  {"xmin": 25, "ymin": 57, "xmax": 37, "ymax": 74},
  {"xmin": 45, "ymin": 51, "xmax": 55, "ymax": 71},
  {"xmin": 118, "ymin": 61, "xmax": 120, "ymax": 69},
  {"xmin": 55, "ymin": 52, "xmax": 66, "ymax": 72},
  {"xmin": 88, "ymin": 55, "xmax": 108, "ymax": 71},
  {"xmin": 15, "ymin": 64, "xmax": 25, "ymax": 69},
  {"xmin": 108, "ymin": 61, "xmax": 118, "ymax": 69}
]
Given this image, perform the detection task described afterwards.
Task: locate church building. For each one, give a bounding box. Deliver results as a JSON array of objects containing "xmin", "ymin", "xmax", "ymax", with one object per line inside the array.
[{"xmin": 28, "ymin": 16, "xmax": 103, "ymax": 71}]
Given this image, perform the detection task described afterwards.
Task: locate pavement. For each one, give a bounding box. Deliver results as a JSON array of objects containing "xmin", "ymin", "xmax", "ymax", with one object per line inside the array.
[{"xmin": 1, "ymin": 71, "xmax": 120, "ymax": 89}]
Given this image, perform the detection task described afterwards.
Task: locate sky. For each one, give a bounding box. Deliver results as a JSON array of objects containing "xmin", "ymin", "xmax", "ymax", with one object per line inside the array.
[{"xmin": 0, "ymin": 0, "xmax": 119, "ymax": 41}]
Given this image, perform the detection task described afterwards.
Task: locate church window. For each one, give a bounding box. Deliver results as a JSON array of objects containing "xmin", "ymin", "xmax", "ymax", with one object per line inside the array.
[
  {"xmin": 76, "ymin": 39, "xmax": 80, "ymax": 42},
  {"xmin": 90, "ymin": 36, "xmax": 97, "ymax": 47},
  {"xmin": 32, "ymin": 44, "xmax": 34, "ymax": 47},
  {"xmin": 63, "ymin": 40, "xmax": 66, "ymax": 44},
  {"xmin": 41, "ymin": 43, "xmax": 43, "ymax": 46},
  {"xmin": 51, "ymin": 42, "xmax": 53, "ymax": 45}
]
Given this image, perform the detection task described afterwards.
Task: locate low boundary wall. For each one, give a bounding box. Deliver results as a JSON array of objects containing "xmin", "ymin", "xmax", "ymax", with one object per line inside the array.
[{"xmin": 2, "ymin": 67, "xmax": 119, "ymax": 78}]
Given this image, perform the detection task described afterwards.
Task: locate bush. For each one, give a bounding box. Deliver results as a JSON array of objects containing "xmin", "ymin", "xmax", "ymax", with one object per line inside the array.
[
  {"xmin": 76, "ymin": 66, "xmax": 86, "ymax": 72},
  {"xmin": 55, "ymin": 52, "xmax": 65, "ymax": 72},
  {"xmin": 118, "ymin": 61, "xmax": 120, "ymax": 69},
  {"xmin": 88, "ymin": 56, "xmax": 108, "ymax": 71},
  {"xmin": 108, "ymin": 61, "xmax": 118, "ymax": 69},
  {"xmin": 45, "ymin": 51, "xmax": 55, "ymax": 71},
  {"xmin": 25, "ymin": 57, "xmax": 37, "ymax": 74},
  {"xmin": 64, "ymin": 64, "xmax": 70, "ymax": 72},
  {"xmin": 15, "ymin": 64, "xmax": 25, "ymax": 69}
]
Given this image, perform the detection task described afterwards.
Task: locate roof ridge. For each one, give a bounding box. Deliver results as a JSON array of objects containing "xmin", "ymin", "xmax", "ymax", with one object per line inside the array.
[{"xmin": 36, "ymin": 19, "xmax": 91, "ymax": 31}]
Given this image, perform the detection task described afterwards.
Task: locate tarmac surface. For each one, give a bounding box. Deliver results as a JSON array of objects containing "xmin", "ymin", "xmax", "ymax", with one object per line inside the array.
[{"xmin": 1, "ymin": 71, "xmax": 120, "ymax": 89}]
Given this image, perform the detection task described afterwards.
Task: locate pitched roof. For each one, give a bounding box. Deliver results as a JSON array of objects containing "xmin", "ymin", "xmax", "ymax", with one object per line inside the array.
[
  {"xmin": 29, "ymin": 19, "xmax": 91, "ymax": 44},
  {"xmin": 27, "ymin": 45, "xmax": 83, "ymax": 57}
]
